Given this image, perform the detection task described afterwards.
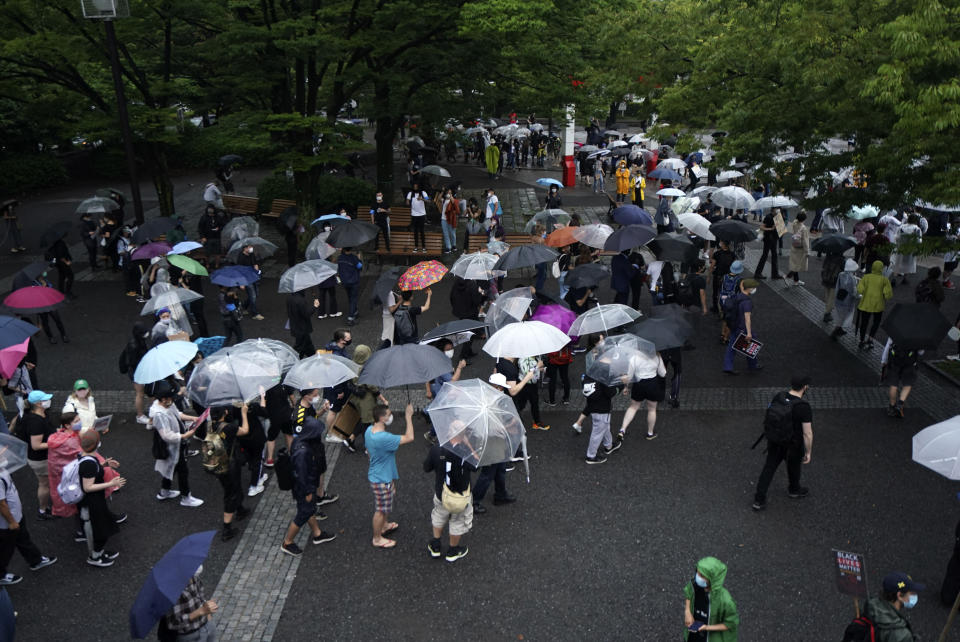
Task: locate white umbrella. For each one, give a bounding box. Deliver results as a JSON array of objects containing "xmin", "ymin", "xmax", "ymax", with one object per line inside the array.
[
  {"xmin": 568, "ymin": 304, "xmax": 642, "ymax": 336},
  {"xmin": 278, "ymin": 260, "xmax": 337, "ymax": 293},
  {"xmin": 420, "ymin": 165, "xmax": 452, "ymax": 178},
  {"xmin": 672, "ymin": 196, "xmax": 701, "ymax": 216},
  {"xmin": 710, "ymin": 186, "xmax": 756, "ymax": 211},
  {"xmin": 604, "ymin": 130, "xmax": 621, "ymax": 138},
  {"xmin": 609, "ymin": 140, "xmax": 628, "ymax": 148},
  {"xmin": 658, "ymin": 158, "xmax": 687, "ymax": 170},
  {"xmin": 283, "ymin": 353, "xmax": 360, "ymax": 391},
  {"xmin": 690, "ymin": 185, "xmax": 718, "ymax": 197},
  {"xmin": 678, "ymin": 212, "xmax": 716, "ymax": 240},
  {"xmin": 465, "ymin": 126, "xmax": 486, "ymax": 135},
  {"xmin": 485, "ymin": 287, "xmax": 536, "ymax": 333},
  {"xmin": 913, "ymin": 416, "xmax": 960, "ymax": 480},
  {"xmin": 587, "ymin": 149, "xmax": 611, "ymax": 159},
  {"xmin": 530, "ymin": 123, "xmax": 545, "ymax": 132},
  {"xmin": 752, "ymin": 195, "xmax": 799, "ymax": 211},
  {"xmin": 628, "ymin": 134, "xmax": 644, "ymax": 144},
  {"xmin": 305, "ymin": 233, "xmax": 336, "ymax": 260},
  {"xmin": 717, "ymin": 170, "xmax": 744, "ymax": 182},
  {"xmin": 450, "ymin": 252, "xmax": 502, "ymax": 281},
  {"xmin": 657, "ymin": 188, "xmax": 686, "ymax": 198},
  {"xmin": 571, "ymin": 223, "xmax": 615, "ymax": 249},
  {"xmin": 140, "ymin": 287, "xmax": 203, "ymax": 316},
  {"xmin": 846, "ymin": 205, "xmax": 879, "ymax": 220},
  {"xmin": 483, "ymin": 320, "xmax": 571, "ymax": 359}
]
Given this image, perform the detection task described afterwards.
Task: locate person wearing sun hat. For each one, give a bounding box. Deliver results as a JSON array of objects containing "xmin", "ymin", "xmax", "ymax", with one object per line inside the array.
[
  {"xmin": 62, "ymin": 379, "xmax": 97, "ymax": 430},
  {"xmin": 21, "ymin": 390, "xmax": 55, "ymax": 520},
  {"xmin": 862, "ymin": 571, "xmax": 924, "ymax": 641}
]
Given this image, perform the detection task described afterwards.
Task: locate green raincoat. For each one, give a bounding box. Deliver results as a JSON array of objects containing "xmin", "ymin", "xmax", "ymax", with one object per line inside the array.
[
  {"xmin": 683, "ymin": 557, "xmax": 739, "ymax": 641},
  {"xmin": 856, "ymin": 260, "xmax": 893, "ymax": 313},
  {"xmin": 861, "ymin": 598, "xmax": 916, "ymax": 642},
  {"xmin": 485, "ymin": 144, "xmax": 500, "ymax": 175}
]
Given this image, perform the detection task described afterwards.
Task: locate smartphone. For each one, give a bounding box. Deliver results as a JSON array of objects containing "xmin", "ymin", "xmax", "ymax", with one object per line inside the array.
[{"xmin": 688, "ymin": 622, "xmax": 704, "ymax": 633}]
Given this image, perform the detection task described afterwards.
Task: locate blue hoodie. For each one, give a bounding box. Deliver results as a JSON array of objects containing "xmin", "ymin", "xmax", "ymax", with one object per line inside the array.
[{"xmin": 291, "ymin": 417, "xmax": 325, "ymax": 499}]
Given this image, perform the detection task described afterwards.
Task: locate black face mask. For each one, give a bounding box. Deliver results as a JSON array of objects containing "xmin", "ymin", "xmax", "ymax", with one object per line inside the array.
[{"xmin": 343, "ymin": 339, "xmax": 352, "ymax": 346}]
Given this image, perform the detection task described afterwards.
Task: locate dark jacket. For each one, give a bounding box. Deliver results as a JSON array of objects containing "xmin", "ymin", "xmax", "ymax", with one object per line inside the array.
[
  {"xmin": 198, "ymin": 212, "xmax": 225, "ymax": 240},
  {"xmin": 121, "ymin": 321, "xmax": 151, "ymax": 374},
  {"xmin": 583, "ymin": 375, "xmax": 618, "ymax": 414},
  {"xmin": 286, "ymin": 292, "xmax": 313, "ymax": 337},
  {"xmin": 450, "ymin": 277, "xmax": 485, "ymax": 320},
  {"xmin": 291, "ymin": 418, "xmax": 325, "ymax": 499},
  {"xmin": 337, "ymin": 252, "xmax": 362, "ymax": 286},
  {"xmin": 610, "ymin": 252, "xmax": 637, "ymax": 294},
  {"xmin": 423, "ymin": 444, "xmax": 475, "ymax": 500},
  {"xmin": 820, "ymin": 253, "xmax": 846, "ymax": 288}
]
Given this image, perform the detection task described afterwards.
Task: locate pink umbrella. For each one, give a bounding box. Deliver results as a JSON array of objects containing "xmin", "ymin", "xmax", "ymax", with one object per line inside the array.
[
  {"xmin": 131, "ymin": 242, "xmax": 173, "ymax": 261},
  {"xmin": 530, "ymin": 304, "xmax": 579, "ymax": 342},
  {"xmin": 2, "ymin": 286, "xmax": 65, "ymax": 314},
  {"xmin": 0, "ymin": 338, "xmax": 28, "ymax": 379}
]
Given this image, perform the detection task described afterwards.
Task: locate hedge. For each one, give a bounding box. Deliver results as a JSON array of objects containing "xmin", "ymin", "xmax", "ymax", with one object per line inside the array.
[{"xmin": 0, "ymin": 154, "xmax": 67, "ymax": 196}]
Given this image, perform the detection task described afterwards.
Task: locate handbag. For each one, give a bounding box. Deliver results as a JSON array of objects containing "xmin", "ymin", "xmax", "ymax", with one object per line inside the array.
[
  {"xmin": 441, "ymin": 483, "xmax": 471, "ymax": 513},
  {"xmin": 550, "ymin": 261, "xmax": 561, "ymax": 279}
]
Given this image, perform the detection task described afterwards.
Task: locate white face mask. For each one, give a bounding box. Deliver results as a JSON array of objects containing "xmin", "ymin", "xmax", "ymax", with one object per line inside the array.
[
  {"xmin": 376, "ymin": 196, "xmax": 383, "ymax": 202},
  {"xmin": 384, "ymin": 414, "xmax": 394, "ymax": 426},
  {"xmin": 444, "ymin": 349, "xmax": 455, "ymax": 359},
  {"xmin": 310, "ymin": 395, "xmax": 322, "ymax": 410},
  {"xmin": 40, "ymin": 400, "xmax": 51, "ymax": 409},
  {"xmin": 76, "ymin": 389, "xmax": 89, "ymax": 399},
  {"xmin": 195, "ymin": 564, "xmax": 203, "ymax": 576}
]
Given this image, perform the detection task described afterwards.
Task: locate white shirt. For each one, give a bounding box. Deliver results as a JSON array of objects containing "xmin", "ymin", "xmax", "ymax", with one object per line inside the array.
[
  {"xmin": 203, "ymin": 183, "xmax": 222, "ymax": 206},
  {"xmin": 646, "ymin": 261, "xmax": 664, "ymax": 292},
  {"xmin": 485, "ymin": 195, "xmax": 499, "ymax": 220},
  {"xmin": 879, "ymin": 214, "xmax": 901, "ymax": 243},
  {"xmin": 628, "ymin": 352, "xmax": 666, "ymax": 381},
  {"xmin": 407, "ymin": 191, "xmax": 428, "ymax": 217}
]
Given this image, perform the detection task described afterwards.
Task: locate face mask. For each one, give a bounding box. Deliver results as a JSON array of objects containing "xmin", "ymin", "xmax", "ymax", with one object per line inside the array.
[
  {"xmin": 444, "ymin": 349, "xmax": 455, "ymax": 359},
  {"xmin": 71, "ymin": 419, "xmax": 82, "ymax": 431},
  {"xmin": 195, "ymin": 564, "xmax": 203, "ymax": 576},
  {"xmin": 694, "ymin": 573, "xmax": 708, "ymax": 588},
  {"xmin": 376, "ymin": 196, "xmax": 382, "ymax": 202},
  {"xmin": 310, "ymin": 396, "xmax": 323, "ymax": 410},
  {"xmin": 343, "ymin": 339, "xmax": 352, "ymax": 346},
  {"xmin": 903, "ymin": 593, "xmax": 918, "ymax": 609},
  {"xmin": 41, "ymin": 400, "xmax": 51, "ymax": 409},
  {"xmin": 76, "ymin": 389, "xmax": 89, "ymax": 399},
  {"xmin": 748, "ymin": 289, "xmax": 757, "ymax": 295},
  {"xmin": 384, "ymin": 414, "xmax": 394, "ymax": 426}
]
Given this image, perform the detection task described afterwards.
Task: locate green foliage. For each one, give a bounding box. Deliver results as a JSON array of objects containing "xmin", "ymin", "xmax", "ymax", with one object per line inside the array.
[
  {"xmin": 314, "ymin": 175, "xmax": 376, "ymax": 214},
  {"xmin": 0, "ymin": 153, "xmax": 67, "ymax": 196},
  {"xmin": 170, "ymin": 117, "xmax": 275, "ymax": 170},
  {"xmin": 256, "ymin": 174, "xmax": 296, "ymax": 213}
]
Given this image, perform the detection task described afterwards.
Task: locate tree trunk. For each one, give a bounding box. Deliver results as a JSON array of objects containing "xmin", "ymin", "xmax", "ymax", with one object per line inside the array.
[
  {"xmin": 373, "ymin": 80, "xmax": 395, "ymax": 203},
  {"xmin": 148, "ymin": 143, "xmax": 175, "ymax": 217}
]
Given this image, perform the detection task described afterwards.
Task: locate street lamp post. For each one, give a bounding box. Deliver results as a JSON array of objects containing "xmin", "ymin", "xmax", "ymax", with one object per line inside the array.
[{"xmin": 81, "ymin": 0, "xmax": 145, "ymax": 224}]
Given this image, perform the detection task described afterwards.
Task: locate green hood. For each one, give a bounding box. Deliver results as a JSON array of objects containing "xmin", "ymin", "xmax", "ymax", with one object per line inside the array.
[
  {"xmin": 697, "ymin": 556, "xmax": 728, "ymax": 590},
  {"xmin": 871, "ymin": 260, "xmax": 884, "ymax": 275},
  {"xmin": 862, "ymin": 598, "xmax": 913, "ymax": 640}
]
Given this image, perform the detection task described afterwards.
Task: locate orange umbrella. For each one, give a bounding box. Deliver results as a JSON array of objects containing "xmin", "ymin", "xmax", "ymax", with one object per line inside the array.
[{"xmin": 545, "ymin": 226, "xmax": 578, "ymax": 247}]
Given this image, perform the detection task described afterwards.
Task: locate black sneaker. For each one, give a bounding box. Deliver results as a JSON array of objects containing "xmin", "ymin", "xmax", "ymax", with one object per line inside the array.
[
  {"xmin": 473, "ymin": 503, "xmax": 487, "ymax": 514},
  {"xmin": 315, "ymin": 509, "xmax": 328, "ymax": 520},
  {"xmin": 102, "ymin": 550, "xmax": 120, "ymax": 561},
  {"xmin": 316, "ymin": 493, "xmax": 339, "ymax": 506},
  {"xmin": 0, "ymin": 573, "xmax": 22, "ymax": 585},
  {"xmin": 751, "ymin": 500, "xmax": 766, "ymax": 511},
  {"xmin": 603, "ymin": 441, "xmax": 622, "ymax": 455},
  {"xmin": 280, "ymin": 542, "xmax": 303, "ymax": 557},
  {"xmin": 585, "ymin": 454, "xmax": 608, "ymax": 465},
  {"xmin": 788, "ymin": 487, "xmax": 810, "ymax": 499},
  {"xmin": 645, "ymin": 430, "xmax": 658, "ymax": 441},
  {"xmin": 37, "ymin": 509, "xmax": 54, "ymax": 520},
  {"xmin": 422, "ymin": 431, "xmax": 438, "ymax": 445},
  {"xmin": 312, "ymin": 531, "xmax": 336, "ymax": 545},
  {"xmin": 221, "ymin": 524, "xmax": 239, "ymax": 542},
  {"xmin": 29, "ymin": 556, "xmax": 57, "ymax": 571},
  {"xmin": 886, "ymin": 405, "xmax": 899, "ymax": 417},
  {"xmin": 87, "ymin": 555, "xmax": 114, "ymax": 568},
  {"xmin": 668, "ymin": 397, "xmax": 680, "ymax": 409},
  {"xmin": 74, "ymin": 530, "xmax": 87, "ymax": 542},
  {"xmin": 543, "ymin": 400, "xmax": 557, "ymax": 407},
  {"xmin": 113, "ymin": 512, "xmax": 128, "ymax": 524},
  {"xmin": 895, "ymin": 400, "xmax": 905, "ymax": 417},
  {"xmin": 493, "ymin": 495, "xmax": 516, "ymax": 506},
  {"xmin": 445, "ymin": 545, "xmax": 469, "ymax": 563},
  {"xmin": 427, "ymin": 538, "xmax": 443, "ymax": 559},
  {"xmin": 342, "ymin": 439, "xmax": 357, "ymax": 453}
]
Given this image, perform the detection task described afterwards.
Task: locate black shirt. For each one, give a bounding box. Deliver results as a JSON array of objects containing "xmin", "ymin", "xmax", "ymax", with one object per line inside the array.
[
  {"xmin": 762, "ymin": 214, "xmax": 778, "ymax": 244},
  {"xmin": 213, "ymin": 421, "xmax": 242, "ymax": 464},
  {"xmin": 423, "ymin": 445, "xmax": 475, "ymax": 500},
  {"xmin": 689, "ymin": 584, "xmax": 710, "ymax": 641},
  {"xmin": 496, "ymin": 359, "xmax": 521, "ymax": 385},
  {"xmin": 790, "ymin": 396, "xmax": 813, "ymax": 443},
  {"xmin": 78, "ymin": 456, "xmax": 104, "ymax": 506},
  {"xmin": 712, "ymin": 249, "xmax": 735, "ymax": 277},
  {"xmin": 291, "ymin": 404, "xmax": 316, "ymax": 432},
  {"xmin": 583, "ymin": 376, "xmax": 618, "ymax": 414},
  {"xmin": 23, "ymin": 413, "xmax": 53, "ymax": 461}
]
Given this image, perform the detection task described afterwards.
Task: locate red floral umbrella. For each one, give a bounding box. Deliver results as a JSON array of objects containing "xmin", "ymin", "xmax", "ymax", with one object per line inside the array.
[
  {"xmin": 2, "ymin": 286, "xmax": 65, "ymax": 314},
  {"xmin": 397, "ymin": 260, "xmax": 448, "ymax": 291}
]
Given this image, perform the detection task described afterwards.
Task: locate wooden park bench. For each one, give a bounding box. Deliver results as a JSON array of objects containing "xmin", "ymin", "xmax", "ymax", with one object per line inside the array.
[
  {"xmin": 374, "ymin": 231, "xmax": 444, "ymax": 260},
  {"xmin": 222, "ymin": 195, "xmax": 260, "ymax": 217},
  {"xmin": 265, "ymin": 199, "xmax": 296, "ymax": 219},
  {"xmin": 355, "ymin": 206, "xmax": 412, "ymax": 229}
]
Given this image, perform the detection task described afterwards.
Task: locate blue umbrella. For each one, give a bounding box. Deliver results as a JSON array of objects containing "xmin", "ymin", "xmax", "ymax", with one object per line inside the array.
[
  {"xmin": 130, "ymin": 530, "xmax": 216, "ymax": 639},
  {"xmin": 194, "ymin": 336, "xmax": 225, "ymax": 357},
  {"xmin": 648, "ymin": 167, "xmax": 683, "ymax": 181},
  {"xmin": 535, "ymin": 178, "xmax": 564, "ymax": 189},
  {"xmin": 612, "ymin": 205, "xmax": 654, "ymax": 226},
  {"xmin": 134, "ymin": 341, "xmax": 200, "ymax": 385},
  {"xmin": 210, "ymin": 265, "xmax": 260, "ymax": 287},
  {"xmin": 684, "ymin": 152, "xmax": 703, "ymax": 165},
  {"xmin": 168, "ymin": 241, "xmax": 203, "ymax": 255},
  {"xmin": 311, "ymin": 213, "xmax": 350, "ymax": 226},
  {"xmin": 0, "ymin": 588, "xmax": 14, "ymax": 641},
  {"xmin": 0, "ymin": 315, "xmax": 39, "ymax": 350}
]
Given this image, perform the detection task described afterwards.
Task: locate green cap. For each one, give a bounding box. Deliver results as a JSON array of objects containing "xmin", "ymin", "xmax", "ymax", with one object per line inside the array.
[{"xmin": 73, "ymin": 379, "xmax": 89, "ymax": 391}]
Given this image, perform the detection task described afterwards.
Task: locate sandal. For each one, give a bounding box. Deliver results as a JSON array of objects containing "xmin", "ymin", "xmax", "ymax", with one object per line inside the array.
[
  {"xmin": 372, "ymin": 538, "xmax": 397, "ymax": 549},
  {"xmin": 382, "ymin": 523, "xmax": 399, "ymax": 536}
]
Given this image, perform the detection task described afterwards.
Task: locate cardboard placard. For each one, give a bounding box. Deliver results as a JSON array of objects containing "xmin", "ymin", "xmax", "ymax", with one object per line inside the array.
[
  {"xmin": 733, "ymin": 333, "xmax": 763, "ymax": 358},
  {"xmin": 773, "ymin": 212, "xmax": 787, "ymax": 237},
  {"xmin": 833, "ymin": 549, "xmax": 868, "ymax": 599},
  {"xmin": 93, "ymin": 415, "xmax": 112, "ymax": 432}
]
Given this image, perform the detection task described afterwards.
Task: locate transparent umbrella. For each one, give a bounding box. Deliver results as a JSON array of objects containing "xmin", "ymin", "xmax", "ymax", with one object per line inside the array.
[
  {"xmin": 278, "ymin": 260, "xmax": 338, "ymax": 293},
  {"xmin": 450, "ymin": 252, "xmax": 502, "ymax": 281},
  {"xmin": 0, "ymin": 433, "xmax": 28, "ymax": 475},
  {"xmin": 186, "ymin": 346, "xmax": 283, "ymax": 407},
  {"xmin": 913, "ymin": 415, "xmax": 960, "ymax": 480},
  {"xmin": 485, "ymin": 287, "xmax": 535, "ymax": 333},
  {"xmin": 568, "ymin": 304, "xmax": 642, "ymax": 336},
  {"xmin": 572, "ymin": 224, "xmax": 615, "ymax": 249},
  {"xmin": 226, "ymin": 237, "xmax": 278, "ymax": 263},
  {"xmin": 234, "ymin": 338, "xmax": 300, "ymax": 374},
  {"xmin": 678, "ymin": 212, "xmax": 715, "ymax": 240},
  {"xmin": 140, "ymin": 286, "xmax": 203, "ymax": 316},
  {"xmin": 305, "ymin": 233, "xmax": 336, "ymax": 260},
  {"xmin": 426, "ymin": 378, "xmax": 529, "ymax": 482},
  {"xmin": 75, "ymin": 196, "xmax": 120, "ymax": 215},
  {"xmin": 710, "ymin": 186, "xmax": 756, "ymax": 211},
  {"xmin": 221, "ymin": 217, "xmax": 259, "ymax": 246},
  {"xmin": 585, "ymin": 335, "xmax": 656, "ymax": 386},
  {"xmin": 283, "ymin": 353, "xmax": 360, "ymax": 390}
]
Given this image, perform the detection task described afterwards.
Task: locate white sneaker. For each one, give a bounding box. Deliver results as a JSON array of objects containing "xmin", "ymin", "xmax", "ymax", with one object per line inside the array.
[
  {"xmin": 796, "ymin": 280, "xmax": 805, "ymax": 286},
  {"xmin": 136, "ymin": 415, "xmax": 150, "ymax": 425},
  {"xmin": 324, "ymin": 433, "xmax": 343, "ymax": 443},
  {"xmin": 257, "ymin": 473, "xmax": 269, "ymax": 486},
  {"xmin": 330, "ymin": 311, "xmax": 342, "ymax": 317},
  {"xmin": 247, "ymin": 484, "xmax": 265, "ymax": 497},
  {"xmin": 156, "ymin": 489, "xmax": 180, "ymax": 501},
  {"xmin": 180, "ymin": 494, "xmax": 204, "ymax": 508},
  {"xmin": 947, "ymin": 355, "xmax": 960, "ymax": 361},
  {"xmin": 572, "ymin": 423, "xmax": 582, "ymax": 434}
]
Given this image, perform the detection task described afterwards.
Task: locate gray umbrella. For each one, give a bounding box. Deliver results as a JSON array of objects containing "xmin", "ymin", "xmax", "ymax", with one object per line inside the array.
[
  {"xmin": 278, "ymin": 260, "xmax": 338, "ymax": 293},
  {"xmin": 492, "ymin": 244, "xmax": 558, "ymax": 271},
  {"xmin": 221, "ymin": 217, "xmax": 260, "ymax": 246},
  {"xmin": 75, "ymin": 196, "xmax": 119, "ymax": 215},
  {"xmin": 356, "ymin": 344, "xmax": 452, "ymax": 388},
  {"xmin": 283, "ymin": 353, "xmax": 360, "ymax": 390},
  {"xmin": 305, "ymin": 233, "xmax": 336, "ymax": 260},
  {"xmin": 226, "ymin": 237, "xmax": 278, "ymax": 262},
  {"xmin": 186, "ymin": 346, "xmax": 283, "ymax": 407}
]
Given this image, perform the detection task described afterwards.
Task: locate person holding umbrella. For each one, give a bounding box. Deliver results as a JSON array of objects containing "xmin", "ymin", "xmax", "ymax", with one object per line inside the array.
[
  {"xmin": 753, "ymin": 209, "xmax": 782, "ymax": 280},
  {"xmin": 197, "ymin": 205, "xmax": 226, "ymax": 270},
  {"xmin": 881, "ymin": 340, "xmax": 921, "ymax": 418},
  {"xmin": 337, "ymin": 247, "xmax": 363, "ymax": 326},
  {"xmin": 391, "ymin": 289, "xmax": 432, "ymax": 345},
  {"xmin": 287, "ymin": 290, "xmax": 320, "ymax": 358},
  {"xmin": 160, "ymin": 564, "xmax": 218, "ymax": 640},
  {"xmin": 365, "ymin": 404, "xmax": 415, "ymax": 549},
  {"xmin": 208, "ymin": 405, "xmax": 251, "ymax": 542},
  {"xmin": 235, "ymin": 243, "xmax": 264, "ymax": 321},
  {"xmin": 423, "ymin": 431, "xmax": 475, "ymax": 562}
]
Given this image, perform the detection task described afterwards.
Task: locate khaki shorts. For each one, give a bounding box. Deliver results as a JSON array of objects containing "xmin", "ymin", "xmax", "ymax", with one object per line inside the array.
[
  {"xmin": 431, "ymin": 494, "xmax": 473, "ymax": 537},
  {"xmin": 28, "ymin": 458, "xmax": 49, "ymax": 479}
]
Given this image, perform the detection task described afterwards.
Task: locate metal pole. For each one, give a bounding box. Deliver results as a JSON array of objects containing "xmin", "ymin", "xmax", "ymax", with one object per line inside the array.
[{"xmin": 103, "ymin": 19, "xmax": 145, "ymax": 224}]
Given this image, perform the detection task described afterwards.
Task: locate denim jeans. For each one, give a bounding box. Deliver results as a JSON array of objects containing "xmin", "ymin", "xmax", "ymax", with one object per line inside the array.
[
  {"xmin": 722, "ymin": 331, "xmax": 759, "ymax": 371},
  {"xmin": 473, "ymin": 463, "xmax": 508, "ymax": 502},
  {"xmin": 441, "ymin": 219, "xmax": 456, "ymax": 251},
  {"xmin": 343, "ymin": 284, "xmax": 359, "ymax": 319},
  {"xmin": 244, "ymin": 283, "xmax": 259, "ymax": 316}
]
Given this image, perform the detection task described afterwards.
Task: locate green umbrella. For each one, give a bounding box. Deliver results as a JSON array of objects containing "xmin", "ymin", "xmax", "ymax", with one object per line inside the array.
[{"xmin": 167, "ymin": 254, "xmax": 208, "ymax": 276}]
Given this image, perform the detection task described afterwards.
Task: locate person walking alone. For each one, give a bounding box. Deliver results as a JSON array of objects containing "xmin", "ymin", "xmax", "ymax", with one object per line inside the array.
[
  {"xmin": 784, "ymin": 212, "xmax": 810, "ymax": 286},
  {"xmin": 751, "ymin": 375, "xmax": 813, "ymax": 511},
  {"xmin": 856, "ymin": 260, "xmax": 893, "ymax": 350}
]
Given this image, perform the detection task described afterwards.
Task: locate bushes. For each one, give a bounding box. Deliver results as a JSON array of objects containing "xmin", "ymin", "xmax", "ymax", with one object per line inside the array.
[
  {"xmin": 0, "ymin": 154, "xmax": 67, "ymax": 195},
  {"xmin": 170, "ymin": 118, "xmax": 275, "ymax": 170},
  {"xmin": 255, "ymin": 173, "xmax": 375, "ymax": 214},
  {"xmin": 256, "ymin": 174, "xmax": 296, "ymax": 213}
]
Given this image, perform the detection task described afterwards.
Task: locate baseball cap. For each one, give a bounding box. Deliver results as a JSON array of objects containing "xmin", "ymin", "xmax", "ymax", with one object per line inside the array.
[
  {"xmin": 741, "ymin": 278, "xmax": 759, "ymax": 290},
  {"xmin": 730, "ymin": 261, "xmax": 744, "ymax": 274},
  {"xmin": 73, "ymin": 379, "xmax": 89, "ymax": 391},
  {"xmin": 27, "ymin": 390, "xmax": 52, "ymax": 404},
  {"xmin": 882, "ymin": 572, "xmax": 925, "ymax": 594},
  {"xmin": 488, "ymin": 373, "xmax": 508, "ymax": 388}
]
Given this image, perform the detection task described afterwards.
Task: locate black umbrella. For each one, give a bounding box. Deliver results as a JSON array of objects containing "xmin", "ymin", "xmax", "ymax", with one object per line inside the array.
[
  {"xmin": 326, "ymin": 220, "xmax": 378, "ymax": 248},
  {"xmin": 39, "ymin": 221, "xmax": 73, "ymax": 248},
  {"xmin": 278, "ymin": 206, "xmax": 298, "ymax": 232},
  {"xmin": 421, "ymin": 319, "xmax": 488, "ymax": 343},
  {"xmin": 13, "ymin": 262, "xmax": 50, "ymax": 290},
  {"xmin": 610, "ymin": 147, "xmax": 632, "ymax": 158},
  {"xmin": 133, "ymin": 217, "xmax": 177, "ymax": 244},
  {"xmin": 648, "ymin": 232, "xmax": 697, "ymax": 262},
  {"xmin": 492, "ymin": 245, "xmax": 558, "ymax": 271},
  {"xmin": 356, "ymin": 344, "xmax": 452, "ymax": 389},
  {"xmin": 881, "ymin": 303, "xmax": 951, "ymax": 351},
  {"xmin": 565, "ymin": 263, "xmax": 609, "ymax": 289},
  {"xmin": 218, "ymin": 154, "xmax": 243, "ymax": 167},
  {"xmin": 649, "ymin": 303, "xmax": 695, "ymax": 334},
  {"xmin": 810, "ymin": 234, "xmax": 856, "ymax": 255},
  {"xmin": 370, "ymin": 267, "xmax": 404, "ymax": 308},
  {"xmin": 627, "ymin": 317, "xmax": 691, "ymax": 351},
  {"xmin": 604, "ymin": 224, "xmax": 657, "ymax": 252},
  {"xmin": 709, "ymin": 219, "xmax": 757, "ymax": 242}
]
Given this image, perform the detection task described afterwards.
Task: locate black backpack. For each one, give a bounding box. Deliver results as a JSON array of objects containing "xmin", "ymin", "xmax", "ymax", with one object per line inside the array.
[
  {"xmin": 151, "ymin": 428, "xmax": 169, "ymax": 460},
  {"xmin": 393, "ymin": 306, "xmax": 416, "ymax": 344},
  {"xmin": 841, "ymin": 615, "xmax": 875, "ymax": 642},
  {"xmin": 889, "ymin": 345, "xmax": 918, "ymax": 368},
  {"xmin": 676, "ymin": 275, "xmax": 695, "ymax": 306},
  {"xmin": 274, "ymin": 447, "xmax": 294, "ymax": 491},
  {"xmin": 914, "ymin": 279, "xmax": 935, "ymax": 304},
  {"xmin": 762, "ymin": 392, "xmax": 795, "ymax": 445}
]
